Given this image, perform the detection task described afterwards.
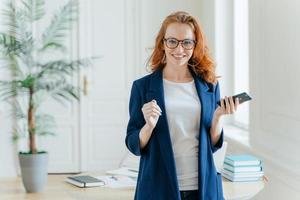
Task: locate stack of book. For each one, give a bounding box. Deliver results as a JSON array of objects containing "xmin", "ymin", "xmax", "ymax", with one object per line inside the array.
[{"xmin": 221, "ymin": 154, "xmax": 264, "ymax": 182}]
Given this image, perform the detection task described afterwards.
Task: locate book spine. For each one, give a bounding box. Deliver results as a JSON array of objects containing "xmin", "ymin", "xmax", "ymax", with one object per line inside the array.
[
  {"xmin": 223, "ymin": 165, "xmax": 262, "ymax": 172},
  {"xmin": 224, "ymin": 160, "xmax": 261, "ymax": 167}
]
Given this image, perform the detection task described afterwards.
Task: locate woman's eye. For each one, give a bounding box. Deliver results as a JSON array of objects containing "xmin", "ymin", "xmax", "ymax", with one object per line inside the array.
[
  {"xmin": 168, "ymin": 39, "xmax": 177, "ymax": 44},
  {"xmin": 183, "ymin": 40, "xmax": 193, "ymax": 45}
]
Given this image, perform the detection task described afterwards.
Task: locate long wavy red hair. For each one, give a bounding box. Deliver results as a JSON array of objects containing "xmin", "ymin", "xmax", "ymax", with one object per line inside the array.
[{"xmin": 148, "ymin": 11, "xmax": 217, "ymax": 84}]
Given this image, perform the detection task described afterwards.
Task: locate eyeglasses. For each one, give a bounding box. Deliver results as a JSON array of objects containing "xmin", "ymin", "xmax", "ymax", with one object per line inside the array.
[{"xmin": 163, "ymin": 38, "xmax": 196, "ymax": 50}]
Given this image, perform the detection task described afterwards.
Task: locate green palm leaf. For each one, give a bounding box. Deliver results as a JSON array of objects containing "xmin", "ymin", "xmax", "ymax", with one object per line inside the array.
[
  {"xmin": 41, "ymin": 0, "xmax": 78, "ymax": 51},
  {"xmin": 21, "ymin": 0, "xmax": 45, "ymax": 22},
  {"xmin": 0, "ymin": 60, "xmax": 26, "ymax": 80},
  {"xmin": 35, "ymin": 114, "xmax": 56, "ymax": 136},
  {"xmin": 52, "ymin": 83, "xmax": 80, "ymax": 102},
  {"xmin": 0, "ymin": 80, "xmax": 22, "ymax": 100},
  {"xmin": 0, "ymin": 33, "xmax": 23, "ymax": 55},
  {"xmin": 1, "ymin": 2, "xmax": 29, "ymax": 45},
  {"xmin": 36, "ymin": 58, "xmax": 91, "ymax": 78}
]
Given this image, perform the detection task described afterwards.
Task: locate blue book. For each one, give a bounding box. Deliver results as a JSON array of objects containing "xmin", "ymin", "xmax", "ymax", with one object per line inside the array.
[
  {"xmin": 222, "ymin": 173, "xmax": 263, "ymax": 182},
  {"xmin": 224, "ymin": 154, "xmax": 261, "ymax": 166},
  {"xmin": 221, "ymin": 168, "xmax": 264, "ymax": 178},
  {"xmin": 223, "ymin": 163, "xmax": 263, "ymax": 173}
]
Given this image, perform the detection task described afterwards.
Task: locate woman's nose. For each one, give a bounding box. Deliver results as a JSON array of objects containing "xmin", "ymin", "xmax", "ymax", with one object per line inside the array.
[{"xmin": 174, "ymin": 43, "xmax": 185, "ymax": 52}]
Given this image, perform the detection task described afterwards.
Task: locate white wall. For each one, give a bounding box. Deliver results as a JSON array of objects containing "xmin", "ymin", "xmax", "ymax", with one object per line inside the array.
[
  {"xmin": 215, "ymin": 0, "xmax": 234, "ymax": 99},
  {"xmin": 0, "ymin": 97, "xmax": 19, "ymax": 177},
  {"xmin": 249, "ymin": 0, "xmax": 300, "ymax": 177},
  {"xmin": 233, "ymin": 0, "xmax": 250, "ymax": 127},
  {"xmin": 199, "ymin": 0, "xmax": 235, "ymax": 125}
]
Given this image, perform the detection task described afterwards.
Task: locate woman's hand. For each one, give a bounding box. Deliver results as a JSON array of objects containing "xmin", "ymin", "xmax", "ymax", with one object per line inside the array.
[
  {"xmin": 214, "ymin": 96, "xmax": 239, "ymax": 118},
  {"xmin": 139, "ymin": 100, "xmax": 162, "ymax": 149},
  {"xmin": 210, "ymin": 96, "xmax": 239, "ymax": 146},
  {"xmin": 141, "ymin": 99, "xmax": 162, "ymax": 129}
]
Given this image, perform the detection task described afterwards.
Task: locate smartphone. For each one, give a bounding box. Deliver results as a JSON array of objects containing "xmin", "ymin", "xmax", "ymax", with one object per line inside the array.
[{"xmin": 217, "ymin": 92, "xmax": 252, "ymax": 107}]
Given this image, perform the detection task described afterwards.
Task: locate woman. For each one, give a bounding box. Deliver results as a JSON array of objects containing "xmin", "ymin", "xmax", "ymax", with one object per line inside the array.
[{"xmin": 126, "ymin": 11, "xmax": 239, "ymax": 200}]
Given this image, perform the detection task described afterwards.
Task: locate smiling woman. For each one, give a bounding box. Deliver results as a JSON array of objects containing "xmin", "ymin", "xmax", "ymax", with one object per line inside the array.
[
  {"xmin": 148, "ymin": 11, "xmax": 216, "ymax": 84},
  {"xmin": 126, "ymin": 11, "xmax": 240, "ymax": 200}
]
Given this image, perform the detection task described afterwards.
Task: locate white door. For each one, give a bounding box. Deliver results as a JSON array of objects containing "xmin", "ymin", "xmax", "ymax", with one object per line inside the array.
[{"xmin": 78, "ymin": 0, "xmax": 136, "ymax": 172}]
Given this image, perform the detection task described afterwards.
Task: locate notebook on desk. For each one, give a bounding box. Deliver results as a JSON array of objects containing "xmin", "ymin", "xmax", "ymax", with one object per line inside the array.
[{"xmin": 66, "ymin": 175, "xmax": 105, "ymax": 188}]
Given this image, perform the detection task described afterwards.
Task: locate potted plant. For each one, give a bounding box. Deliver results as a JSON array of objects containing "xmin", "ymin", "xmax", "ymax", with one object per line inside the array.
[{"xmin": 0, "ymin": 0, "xmax": 89, "ymax": 192}]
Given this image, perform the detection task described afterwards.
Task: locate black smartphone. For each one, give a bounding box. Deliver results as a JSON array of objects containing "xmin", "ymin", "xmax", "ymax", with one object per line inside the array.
[{"xmin": 217, "ymin": 92, "xmax": 252, "ymax": 107}]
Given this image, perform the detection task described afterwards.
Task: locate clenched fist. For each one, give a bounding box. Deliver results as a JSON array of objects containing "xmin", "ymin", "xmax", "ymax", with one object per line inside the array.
[{"xmin": 141, "ymin": 99, "xmax": 162, "ymax": 129}]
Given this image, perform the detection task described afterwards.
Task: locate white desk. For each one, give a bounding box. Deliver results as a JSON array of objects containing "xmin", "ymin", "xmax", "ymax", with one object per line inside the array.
[
  {"xmin": 0, "ymin": 174, "xmax": 265, "ymax": 200},
  {"xmin": 222, "ymin": 177, "xmax": 265, "ymax": 200}
]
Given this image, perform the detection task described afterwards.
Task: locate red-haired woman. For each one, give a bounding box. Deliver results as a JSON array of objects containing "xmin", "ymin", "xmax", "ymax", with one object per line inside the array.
[{"xmin": 126, "ymin": 11, "xmax": 239, "ymax": 200}]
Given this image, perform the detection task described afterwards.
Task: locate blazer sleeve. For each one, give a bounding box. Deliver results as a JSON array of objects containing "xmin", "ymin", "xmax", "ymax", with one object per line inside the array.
[
  {"xmin": 211, "ymin": 81, "xmax": 224, "ymax": 153},
  {"xmin": 125, "ymin": 81, "xmax": 146, "ymax": 156}
]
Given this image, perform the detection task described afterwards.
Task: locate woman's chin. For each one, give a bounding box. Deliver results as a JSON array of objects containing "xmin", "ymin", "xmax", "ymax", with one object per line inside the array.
[{"xmin": 170, "ymin": 60, "xmax": 188, "ymax": 68}]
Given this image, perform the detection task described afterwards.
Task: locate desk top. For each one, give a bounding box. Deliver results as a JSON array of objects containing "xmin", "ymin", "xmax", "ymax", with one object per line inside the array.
[
  {"xmin": 0, "ymin": 174, "xmax": 265, "ymax": 200},
  {"xmin": 222, "ymin": 178, "xmax": 265, "ymax": 200}
]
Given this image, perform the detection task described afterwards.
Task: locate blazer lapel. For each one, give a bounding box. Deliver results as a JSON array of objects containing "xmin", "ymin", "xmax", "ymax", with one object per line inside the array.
[
  {"xmin": 189, "ymin": 68, "xmax": 215, "ymax": 178},
  {"xmin": 190, "ymin": 68, "xmax": 214, "ymax": 126}
]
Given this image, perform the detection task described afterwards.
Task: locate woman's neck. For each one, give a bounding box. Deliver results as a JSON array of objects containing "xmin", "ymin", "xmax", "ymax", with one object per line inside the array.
[{"xmin": 163, "ymin": 64, "xmax": 193, "ymax": 82}]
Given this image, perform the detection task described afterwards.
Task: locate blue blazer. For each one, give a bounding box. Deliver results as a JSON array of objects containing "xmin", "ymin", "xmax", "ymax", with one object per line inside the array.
[{"xmin": 126, "ymin": 67, "xmax": 224, "ymax": 200}]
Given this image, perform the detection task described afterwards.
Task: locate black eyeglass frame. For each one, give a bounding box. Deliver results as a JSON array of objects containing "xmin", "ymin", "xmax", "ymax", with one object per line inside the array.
[{"xmin": 163, "ymin": 38, "xmax": 197, "ymax": 50}]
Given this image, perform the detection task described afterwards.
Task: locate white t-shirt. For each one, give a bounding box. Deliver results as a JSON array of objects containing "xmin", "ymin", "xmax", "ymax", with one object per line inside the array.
[{"xmin": 163, "ymin": 78, "xmax": 201, "ymax": 191}]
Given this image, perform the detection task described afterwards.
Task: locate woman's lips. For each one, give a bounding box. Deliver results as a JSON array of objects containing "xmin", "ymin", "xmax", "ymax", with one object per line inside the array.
[{"xmin": 171, "ymin": 54, "xmax": 186, "ymax": 60}]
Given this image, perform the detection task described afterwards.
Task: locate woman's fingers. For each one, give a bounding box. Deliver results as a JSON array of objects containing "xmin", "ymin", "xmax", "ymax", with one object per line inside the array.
[
  {"xmin": 144, "ymin": 108, "xmax": 161, "ymax": 116},
  {"xmin": 144, "ymin": 108, "xmax": 161, "ymax": 118},
  {"xmin": 220, "ymin": 98, "xmax": 225, "ymax": 110},
  {"xmin": 234, "ymin": 97, "xmax": 239, "ymax": 111},
  {"xmin": 141, "ymin": 100, "xmax": 162, "ymax": 128},
  {"xmin": 224, "ymin": 96, "xmax": 230, "ymax": 114},
  {"xmin": 145, "ymin": 112, "xmax": 160, "ymax": 119},
  {"xmin": 219, "ymin": 96, "xmax": 239, "ymax": 115},
  {"xmin": 143, "ymin": 105, "xmax": 161, "ymax": 114},
  {"xmin": 151, "ymin": 100, "xmax": 162, "ymax": 112},
  {"xmin": 229, "ymin": 96, "xmax": 235, "ymax": 113},
  {"xmin": 142, "ymin": 100, "xmax": 162, "ymax": 117}
]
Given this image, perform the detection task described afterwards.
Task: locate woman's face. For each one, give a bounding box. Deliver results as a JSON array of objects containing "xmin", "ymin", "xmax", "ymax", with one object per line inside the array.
[{"xmin": 163, "ymin": 23, "xmax": 195, "ymax": 68}]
